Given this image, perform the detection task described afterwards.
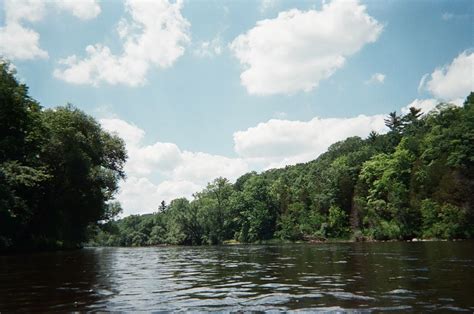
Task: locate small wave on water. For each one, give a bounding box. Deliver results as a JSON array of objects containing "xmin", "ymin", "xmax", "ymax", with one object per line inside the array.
[{"xmin": 387, "ymin": 289, "xmax": 412, "ymax": 294}]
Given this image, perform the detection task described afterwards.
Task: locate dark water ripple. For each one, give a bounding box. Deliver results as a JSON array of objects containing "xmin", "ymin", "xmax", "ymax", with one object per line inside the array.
[{"xmin": 1, "ymin": 242, "xmax": 474, "ymax": 312}]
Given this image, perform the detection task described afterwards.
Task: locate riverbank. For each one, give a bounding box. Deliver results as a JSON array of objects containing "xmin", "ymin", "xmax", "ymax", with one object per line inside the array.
[
  {"xmin": 224, "ymin": 237, "xmax": 463, "ymax": 245},
  {"xmin": 82, "ymin": 237, "xmax": 469, "ymax": 249},
  {"xmin": 4, "ymin": 237, "xmax": 469, "ymax": 254}
]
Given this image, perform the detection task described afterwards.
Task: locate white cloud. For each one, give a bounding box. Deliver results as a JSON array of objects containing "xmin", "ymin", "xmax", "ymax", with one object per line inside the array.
[
  {"xmin": 233, "ymin": 114, "xmax": 388, "ymax": 168},
  {"xmin": 2, "ymin": 0, "xmax": 45, "ymax": 24},
  {"xmin": 0, "ymin": 0, "xmax": 48, "ymax": 60},
  {"xmin": 401, "ymin": 98, "xmax": 464, "ymax": 115},
  {"xmin": 128, "ymin": 142, "xmax": 183, "ymax": 176},
  {"xmin": 193, "ymin": 37, "xmax": 223, "ymax": 58},
  {"xmin": 100, "ymin": 118, "xmax": 145, "ymax": 146},
  {"xmin": 174, "ymin": 152, "xmax": 248, "ymax": 185},
  {"xmin": 54, "ymin": 0, "xmax": 101, "ymax": 20},
  {"xmin": 100, "ymin": 118, "xmax": 182, "ymax": 176},
  {"xmin": 365, "ymin": 72, "xmax": 385, "ymax": 84},
  {"xmin": 100, "ymin": 118, "xmax": 248, "ymax": 215},
  {"xmin": 117, "ymin": 177, "xmax": 200, "ymax": 215},
  {"xmin": 229, "ymin": 0, "xmax": 383, "ymax": 95},
  {"xmin": 417, "ymin": 73, "xmax": 429, "ymax": 92},
  {"xmin": 0, "ymin": 0, "xmax": 101, "ymax": 60},
  {"xmin": 401, "ymin": 98, "xmax": 439, "ymax": 115},
  {"xmin": 0, "ymin": 23, "xmax": 48, "ymax": 60},
  {"xmin": 420, "ymin": 51, "xmax": 474, "ymax": 100},
  {"xmin": 54, "ymin": 0, "xmax": 190, "ymax": 86}
]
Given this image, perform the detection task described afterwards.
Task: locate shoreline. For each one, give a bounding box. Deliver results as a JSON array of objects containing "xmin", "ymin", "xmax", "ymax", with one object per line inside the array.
[
  {"xmin": 2, "ymin": 238, "xmax": 471, "ymax": 255},
  {"xmin": 83, "ymin": 237, "xmax": 470, "ymax": 249}
]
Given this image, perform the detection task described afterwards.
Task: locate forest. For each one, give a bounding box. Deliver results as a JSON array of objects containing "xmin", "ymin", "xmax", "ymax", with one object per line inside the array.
[
  {"xmin": 0, "ymin": 62, "xmax": 126, "ymax": 251},
  {"xmin": 88, "ymin": 97, "xmax": 474, "ymax": 246},
  {"xmin": 1, "ymin": 61, "xmax": 473, "ymax": 251}
]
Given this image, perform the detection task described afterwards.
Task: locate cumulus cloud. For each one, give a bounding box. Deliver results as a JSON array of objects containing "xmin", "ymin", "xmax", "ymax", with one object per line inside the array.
[
  {"xmin": 0, "ymin": 0, "xmax": 48, "ymax": 60},
  {"xmin": 401, "ymin": 99, "xmax": 439, "ymax": 115},
  {"xmin": 54, "ymin": 0, "xmax": 190, "ymax": 86},
  {"xmin": 365, "ymin": 72, "xmax": 385, "ymax": 84},
  {"xmin": 174, "ymin": 152, "xmax": 248, "ymax": 185},
  {"xmin": 401, "ymin": 98, "xmax": 464, "ymax": 115},
  {"xmin": 233, "ymin": 114, "xmax": 388, "ymax": 169},
  {"xmin": 420, "ymin": 51, "xmax": 474, "ymax": 100},
  {"xmin": 401, "ymin": 99, "xmax": 446, "ymax": 116},
  {"xmin": 0, "ymin": 0, "xmax": 101, "ymax": 60},
  {"xmin": 54, "ymin": 0, "xmax": 101, "ymax": 20},
  {"xmin": 100, "ymin": 118, "xmax": 248, "ymax": 215},
  {"xmin": 229, "ymin": 0, "xmax": 383, "ymax": 95},
  {"xmin": 100, "ymin": 118, "xmax": 145, "ymax": 146},
  {"xmin": 117, "ymin": 177, "xmax": 200, "ymax": 215}
]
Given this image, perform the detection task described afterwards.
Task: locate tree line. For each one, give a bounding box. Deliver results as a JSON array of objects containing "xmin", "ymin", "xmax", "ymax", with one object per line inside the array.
[
  {"xmin": 88, "ymin": 95, "xmax": 474, "ymax": 246},
  {"xmin": 1, "ymin": 61, "xmax": 473, "ymax": 250},
  {"xmin": 0, "ymin": 62, "xmax": 127, "ymax": 251}
]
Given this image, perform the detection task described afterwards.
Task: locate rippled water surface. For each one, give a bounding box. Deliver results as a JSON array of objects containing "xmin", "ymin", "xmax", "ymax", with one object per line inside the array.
[{"xmin": 1, "ymin": 242, "xmax": 474, "ymax": 312}]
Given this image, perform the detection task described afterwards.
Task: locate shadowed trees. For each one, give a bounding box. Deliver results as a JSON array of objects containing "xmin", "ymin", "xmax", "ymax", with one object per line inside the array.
[{"xmin": 0, "ymin": 62, "xmax": 127, "ymax": 251}]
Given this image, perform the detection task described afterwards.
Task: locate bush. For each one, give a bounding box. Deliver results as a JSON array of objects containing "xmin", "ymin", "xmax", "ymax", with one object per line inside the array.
[
  {"xmin": 420, "ymin": 199, "xmax": 469, "ymax": 239},
  {"xmin": 327, "ymin": 206, "xmax": 350, "ymax": 238}
]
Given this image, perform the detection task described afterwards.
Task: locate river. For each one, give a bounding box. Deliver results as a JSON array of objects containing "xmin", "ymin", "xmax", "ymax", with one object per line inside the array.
[{"xmin": 1, "ymin": 241, "xmax": 473, "ymax": 312}]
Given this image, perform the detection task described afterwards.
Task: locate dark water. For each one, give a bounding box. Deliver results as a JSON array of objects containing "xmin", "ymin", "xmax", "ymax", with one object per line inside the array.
[{"xmin": 1, "ymin": 242, "xmax": 474, "ymax": 312}]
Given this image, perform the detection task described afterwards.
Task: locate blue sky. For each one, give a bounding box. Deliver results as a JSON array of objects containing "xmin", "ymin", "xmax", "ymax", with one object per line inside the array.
[{"xmin": 1, "ymin": 0, "xmax": 472, "ymax": 215}]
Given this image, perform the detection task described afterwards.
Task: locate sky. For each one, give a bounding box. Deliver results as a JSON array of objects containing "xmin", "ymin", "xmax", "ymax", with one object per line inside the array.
[{"xmin": 0, "ymin": 0, "xmax": 473, "ymax": 216}]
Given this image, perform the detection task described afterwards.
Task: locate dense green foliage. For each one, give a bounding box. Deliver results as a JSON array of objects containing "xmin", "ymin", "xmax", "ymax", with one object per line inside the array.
[
  {"xmin": 0, "ymin": 62, "xmax": 127, "ymax": 251},
  {"xmin": 89, "ymin": 94, "xmax": 474, "ymax": 246}
]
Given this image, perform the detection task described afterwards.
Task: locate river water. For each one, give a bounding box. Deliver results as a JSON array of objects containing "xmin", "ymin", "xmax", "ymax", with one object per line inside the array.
[{"xmin": 1, "ymin": 242, "xmax": 473, "ymax": 312}]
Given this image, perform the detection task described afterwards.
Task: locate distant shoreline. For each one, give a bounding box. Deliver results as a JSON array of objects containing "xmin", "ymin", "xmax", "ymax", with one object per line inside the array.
[
  {"xmin": 2, "ymin": 238, "xmax": 470, "ymax": 255},
  {"xmin": 82, "ymin": 238, "xmax": 470, "ymax": 249}
]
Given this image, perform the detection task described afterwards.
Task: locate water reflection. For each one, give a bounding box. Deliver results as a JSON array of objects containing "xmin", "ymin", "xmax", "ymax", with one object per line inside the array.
[{"xmin": 1, "ymin": 242, "xmax": 473, "ymax": 311}]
